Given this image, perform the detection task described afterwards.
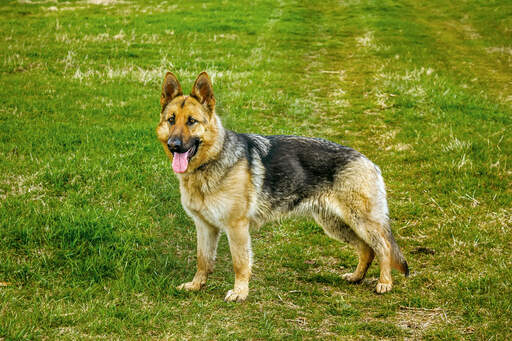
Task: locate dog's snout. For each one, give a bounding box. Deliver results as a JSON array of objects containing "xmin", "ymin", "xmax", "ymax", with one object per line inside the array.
[{"xmin": 167, "ymin": 137, "xmax": 182, "ymax": 152}]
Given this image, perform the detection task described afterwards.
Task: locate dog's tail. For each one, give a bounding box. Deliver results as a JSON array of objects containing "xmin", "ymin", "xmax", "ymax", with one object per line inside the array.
[
  {"xmin": 389, "ymin": 231, "xmax": 409, "ymax": 276},
  {"xmin": 374, "ymin": 166, "xmax": 409, "ymax": 277}
]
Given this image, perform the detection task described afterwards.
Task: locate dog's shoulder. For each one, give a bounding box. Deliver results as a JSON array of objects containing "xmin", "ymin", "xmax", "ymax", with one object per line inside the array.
[{"xmin": 235, "ymin": 133, "xmax": 271, "ymax": 165}]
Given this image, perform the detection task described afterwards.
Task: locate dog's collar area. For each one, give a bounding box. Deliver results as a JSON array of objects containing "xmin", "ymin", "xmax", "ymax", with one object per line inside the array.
[
  {"xmin": 195, "ymin": 161, "xmax": 210, "ymax": 172},
  {"xmin": 192, "ymin": 131, "xmax": 227, "ymax": 173},
  {"xmin": 192, "ymin": 140, "xmax": 215, "ymax": 173}
]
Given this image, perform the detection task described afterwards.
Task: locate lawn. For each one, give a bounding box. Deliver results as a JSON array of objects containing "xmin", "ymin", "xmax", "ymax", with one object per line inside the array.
[{"xmin": 1, "ymin": 0, "xmax": 511, "ymax": 339}]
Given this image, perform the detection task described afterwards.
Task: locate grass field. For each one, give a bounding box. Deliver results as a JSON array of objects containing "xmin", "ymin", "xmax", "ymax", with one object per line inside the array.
[{"xmin": 1, "ymin": 0, "xmax": 511, "ymax": 339}]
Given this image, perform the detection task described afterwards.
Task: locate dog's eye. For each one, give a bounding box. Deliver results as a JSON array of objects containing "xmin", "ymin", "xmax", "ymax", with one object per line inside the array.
[
  {"xmin": 168, "ymin": 115, "xmax": 175, "ymax": 125},
  {"xmin": 187, "ymin": 117, "xmax": 197, "ymax": 125}
]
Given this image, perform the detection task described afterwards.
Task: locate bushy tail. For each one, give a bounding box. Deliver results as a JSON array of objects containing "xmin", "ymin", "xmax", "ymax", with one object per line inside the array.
[{"xmin": 389, "ymin": 232, "xmax": 409, "ymax": 277}]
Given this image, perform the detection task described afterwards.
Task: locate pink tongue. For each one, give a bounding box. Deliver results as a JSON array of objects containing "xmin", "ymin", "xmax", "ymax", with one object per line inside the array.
[{"xmin": 172, "ymin": 150, "xmax": 189, "ymax": 173}]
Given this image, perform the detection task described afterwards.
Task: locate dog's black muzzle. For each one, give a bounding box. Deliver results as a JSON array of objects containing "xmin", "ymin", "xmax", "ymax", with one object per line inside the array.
[
  {"xmin": 167, "ymin": 137, "xmax": 184, "ymax": 153},
  {"xmin": 167, "ymin": 137, "xmax": 200, "ymax": 157}
]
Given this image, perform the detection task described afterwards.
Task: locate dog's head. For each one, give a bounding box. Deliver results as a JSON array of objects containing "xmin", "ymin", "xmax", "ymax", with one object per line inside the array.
[{"xmin": 156, "ymin": 72, "xmax": 220, "ymax": 174}]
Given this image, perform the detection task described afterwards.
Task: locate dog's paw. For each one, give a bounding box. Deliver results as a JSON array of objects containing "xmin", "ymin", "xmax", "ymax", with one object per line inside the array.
[
  {"xmin": 342, "ymin": 272, "xmax": 363, "ymax": 283},
  {"xmin": 376, "ymin": 281, "xmax": 392, "ymax": 294},
  {"xmin": 224, "ymin": 288, "xmax": 248, "ymax": 302},
  {"xmin": 177, "ymin": 281, "xmax": 202, "ymax": 291}
]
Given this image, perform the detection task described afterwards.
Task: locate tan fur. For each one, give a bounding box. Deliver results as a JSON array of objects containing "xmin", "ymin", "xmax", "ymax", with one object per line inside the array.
[
  {"xmin": 158, "ymin": 72, "xmax": 407, "ymax": 301},
  {"xmin": 329, "ymin": 158, "xmax": 397, "ymax": 292},
  {"xmin": 156, "ymin": 77, "xmax": 254, "ymax": 300},
  {"xmin": 342, "ymin": 240, "xmax": 375, "ymax": 282},
  {"xmin": 177, "ymin": 160, "xmax": 253, "ymax": 302},
  {"xmin": 156, "ymin": 95, "xmax": 222, "ymax": 173}
]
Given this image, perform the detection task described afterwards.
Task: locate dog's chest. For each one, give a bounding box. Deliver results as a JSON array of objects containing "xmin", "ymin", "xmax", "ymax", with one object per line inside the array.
[
  {"xmin": 179, "ymin": 182, "xmax": 237, "ymax": 228},
  {"xmin": 178, "ymin": 165, "xmax": 252, "ymax": 228}
]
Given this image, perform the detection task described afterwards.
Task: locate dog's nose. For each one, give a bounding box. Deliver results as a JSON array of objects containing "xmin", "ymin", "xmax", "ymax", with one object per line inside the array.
[{"xmin": 167, "ymin": 137, "xmax": 182, "ymax": 152}]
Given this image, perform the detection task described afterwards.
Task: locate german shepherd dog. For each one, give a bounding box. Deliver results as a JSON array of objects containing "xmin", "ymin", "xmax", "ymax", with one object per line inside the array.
[{"xmin": 156, "ymin": 72, "xmax": 408, "ymax": 302}]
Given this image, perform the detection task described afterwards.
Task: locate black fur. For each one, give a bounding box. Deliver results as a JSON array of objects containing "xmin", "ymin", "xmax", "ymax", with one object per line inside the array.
[
  {"xmin": 237, "ymin": 134, "xmax": 257, "ymax": 169},
  {"xmin": 238, "ymin": 134, "xmax": 360, "ymax": 210}
]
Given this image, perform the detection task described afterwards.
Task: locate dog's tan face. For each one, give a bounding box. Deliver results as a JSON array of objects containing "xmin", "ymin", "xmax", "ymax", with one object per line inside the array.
[{"xmin": 156, "ymin": 72, "xmax": 217, "ymax": 173}]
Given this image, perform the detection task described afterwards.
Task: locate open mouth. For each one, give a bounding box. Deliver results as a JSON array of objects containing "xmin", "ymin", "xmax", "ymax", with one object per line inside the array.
[{"xmin": 171, "ymin": 140, "xmax": 199, "ymax": 173}]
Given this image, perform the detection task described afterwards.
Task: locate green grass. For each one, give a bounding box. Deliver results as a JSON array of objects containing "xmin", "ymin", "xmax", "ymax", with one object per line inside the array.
[{"xmin": 1, "ymin": 0, "xmax": 511, "ymax": 339}]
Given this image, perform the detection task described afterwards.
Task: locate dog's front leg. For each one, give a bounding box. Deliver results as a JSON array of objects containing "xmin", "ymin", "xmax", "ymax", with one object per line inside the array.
[
  {"xmin": 224, "ymin": 219, "xmax": 252, "ymax": 302},
  {"xmin": 177, "ymin": 217, "xmax": 220, "ymax": 291}
]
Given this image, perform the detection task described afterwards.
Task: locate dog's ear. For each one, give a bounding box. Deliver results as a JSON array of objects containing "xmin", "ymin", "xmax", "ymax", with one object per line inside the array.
[
  {"xmin": 190, "ymin": 72, "xmax": 215, "ymax": 113},
  {"xmin": 161, "ymin": 72, "xmax": 183, "ymax": 110}
]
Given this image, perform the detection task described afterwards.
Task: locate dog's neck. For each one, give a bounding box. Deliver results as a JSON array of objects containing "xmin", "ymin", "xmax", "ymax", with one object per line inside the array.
[
  {"xmin": 179, "ymin": 113, "xmax": 227, "ymax": 176},
  {"xmin": 197, "ymin": 114, "xmax": 226, "ymax": 171}
]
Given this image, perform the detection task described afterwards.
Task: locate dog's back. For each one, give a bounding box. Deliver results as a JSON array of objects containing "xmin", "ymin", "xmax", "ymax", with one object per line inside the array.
[{"xmin": 239, "ymin": 134, "xmax": 362, "ymax": 213}]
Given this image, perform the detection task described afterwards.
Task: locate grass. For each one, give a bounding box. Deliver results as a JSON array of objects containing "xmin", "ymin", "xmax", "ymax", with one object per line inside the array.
[{"xmin": 1, "ymin": 0, "xmax": 511, "ymax": 339}]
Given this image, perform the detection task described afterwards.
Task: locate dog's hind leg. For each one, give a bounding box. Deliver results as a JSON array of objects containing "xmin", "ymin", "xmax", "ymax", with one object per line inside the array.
[
  {"xmin": 343, "ymin": 240, "xmax": 375, "ymax": 283},
  {"xmin": 177, "ymin": 216, "xmax": 220, "ymax": 291},
  {"xmin": 313, "ymin": 213, "xmax": 375, "ymax": 283},
  {"xmin": 328, "ymin": 159, "xmax": 408, "ymax": 293},
  {"xmin": 332, "ymin": 201, "xmax": 404, "ymax": 294},
  {"xmin": 357, "ymin": 220, "xmax": 394, "ymax": 293}
]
